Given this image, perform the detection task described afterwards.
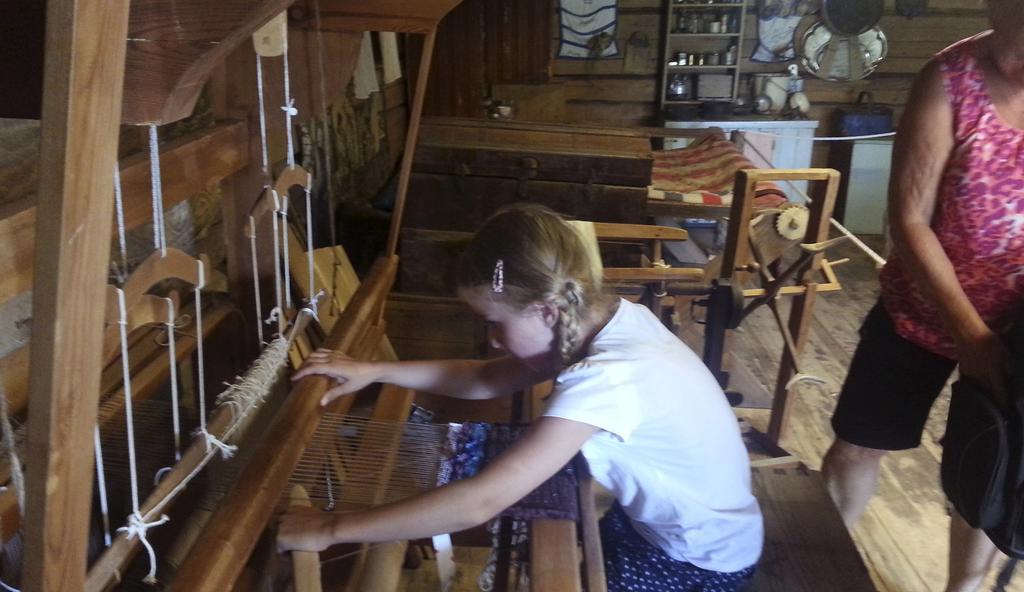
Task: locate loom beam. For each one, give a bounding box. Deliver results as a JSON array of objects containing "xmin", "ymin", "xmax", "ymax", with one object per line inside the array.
[{"xmin": 168, "ymin": 255, "xmax": 397, "ymax": 591}]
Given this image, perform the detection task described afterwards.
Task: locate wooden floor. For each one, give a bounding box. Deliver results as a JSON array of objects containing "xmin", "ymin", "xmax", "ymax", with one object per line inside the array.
[
  {"xmin": 396, "ymin": 235, "xmax": 1022, "ymax": 592},
  {"xmin": 728, "ymin": 236, "xmax": 1021, "ymax": 592}
]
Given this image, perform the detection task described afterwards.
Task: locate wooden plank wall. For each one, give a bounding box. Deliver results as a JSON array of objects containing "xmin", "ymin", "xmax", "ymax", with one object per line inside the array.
[{"xmin": 450, "ymin": 0, "xmax": 990, "ymax": 166}]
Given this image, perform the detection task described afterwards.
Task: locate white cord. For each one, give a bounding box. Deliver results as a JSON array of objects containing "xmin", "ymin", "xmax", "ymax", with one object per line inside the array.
[
  {"xmin": 94, "ymin": 426, "xmax": 112, "ymax": 547},
  {"xmin": 304, "ymin": 173, "xmax": 315, "ymax": 301},
  {"xmin": 115, "ymin": 288, "xmax": 141, "ymax": 512},
  {"xmin": 147, "ymin": 125, "xmax": 167, "ymax": 257},
  {"xmin": 165, "ymin": 298, "xmax": 182, "ymax": 461},
  {"xmin": 256, "ymin": 55, "xmax": 270, "ymax": 176},
  {"xmin": 282, "ymin": 41, "xmax": 297, "ymax": 169},
  {"xmin": 117, "ymin": 512, "xmax": 170, "ymax": 584},
  {"xmin": 113, "ymin": 164, "xmax": 128, "ymax": 275},
  {"xmin": 280, "ymin": 193, "xmax": 292, "ymax": 310},
  {"xmin": 269, "ymin": 190, "xmax": 284, "ymax": 331},
  {"xmin": 741, "ymin": 130, "xmax": 896, "ymax": 142},
  {"xmin": 116, "ymin": 287, "xmax": 169, "ymax": 583},
  {"xmin": 249, "ymin": 215, "xmax": 265, "ymax": 345}
]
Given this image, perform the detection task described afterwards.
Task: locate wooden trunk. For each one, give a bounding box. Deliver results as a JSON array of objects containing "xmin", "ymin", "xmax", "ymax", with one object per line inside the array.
[
  {"xmin": 404, "ymin": 173, "xmax": 648, "ymax": 231},
  {"xmin": 402, "ymin": 117, "xmax": 654, "ymax": 232}
]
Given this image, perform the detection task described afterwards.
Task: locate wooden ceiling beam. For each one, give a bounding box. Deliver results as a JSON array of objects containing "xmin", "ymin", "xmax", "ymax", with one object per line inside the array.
[
  {"xmin": 292, "ymin": 0, "xmax": 463, "ymax": 33},
  {"xmin": 122, "ymin": 0, "xmax": 300, "ymax": 124}
]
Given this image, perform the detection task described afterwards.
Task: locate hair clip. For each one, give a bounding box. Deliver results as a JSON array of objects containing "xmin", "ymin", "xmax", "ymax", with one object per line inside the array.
[{"xmin": 492, "ymin": 259, "xmax": 504, "ymax": 293}]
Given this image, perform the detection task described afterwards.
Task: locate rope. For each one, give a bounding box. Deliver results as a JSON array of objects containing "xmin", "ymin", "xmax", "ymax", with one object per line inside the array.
[
  {"xmin": 191, "ymin": 259, "xmax": 231, "ymax": 459},
  {"xmin": 113, "ymin": 164, "xmax": 128, "ymax": 279},
  {"xmin": 741, "ymin": 130, "xmax": 896, "ymax": 142},
  {"xmin": 256, "ymin": 55, "xmax": 270, "ymax": 176},
  {"xmin": 117, "ymin": 512, "xmax": 170, "ymax": 584},
  {"xmin": 269, "ymin": 190, "xmax": 284, "ymax": 331},
  {"xmin": 285, "ymin": 290, "xmax": 325, "ymax": 352},
  {"xmin": 737, "ymin": 133, "xmax": 888, "ymax": 267},
  {"xmin": 282, "ymin": 40, "xmax": 297, "ymax": 169},
  {"xmin": 165, "ymin": 298, "xmax": 182, "ymax": 462},
  {"xmin": 304, "ymin": 173, "xmax": 315, "ymax": 301},
  {"xmin": 94, "ymin": 426, "xmax": 112, "ymax": 547},
  {"xmin": 135, "ymin": 337, "xmax": 290, "ymax": 524},
  {"xmin": 147, "ymin": 125, "xmax": 167, "ymax": 257},
  {"xmin": 116, "ymin": 287, "xmax": 168, "ymax": 582},
  {"xmin": 249, "ymin": 215, "xmax": 265, "ymax": 344},
  {"xmin": 115, "ymin": 288, "xmax": 141, "ymax": 512},
  {"xmin": 279, "ymin": 193, "xmax": 292, "ymax": 310}
]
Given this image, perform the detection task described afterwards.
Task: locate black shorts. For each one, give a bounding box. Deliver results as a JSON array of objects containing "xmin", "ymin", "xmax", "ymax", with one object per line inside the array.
[{"xmin": 830, "ymin": 302, "xmax": 957, "ymax": 451}]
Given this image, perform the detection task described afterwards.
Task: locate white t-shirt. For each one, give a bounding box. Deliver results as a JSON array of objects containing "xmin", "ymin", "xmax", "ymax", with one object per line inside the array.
[{"xmin": 543, "ymin": 299, "xmax": 763, "ymax": 572}]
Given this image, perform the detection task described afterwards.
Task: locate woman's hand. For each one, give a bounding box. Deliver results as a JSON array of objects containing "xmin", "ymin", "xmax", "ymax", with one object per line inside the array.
[
  {"xmin": 277, "ymin": 507, "xmax": 340, "ymax": 553},
  {"xmin": 956, "ymin": 327, "xmax": 1012, "ymax": 406},
  {"xmin": 292, "ymin": 348, "xmax": 379, "ymax": 406}
]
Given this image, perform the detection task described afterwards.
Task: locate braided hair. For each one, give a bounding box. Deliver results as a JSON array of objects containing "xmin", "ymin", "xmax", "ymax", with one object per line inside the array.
[{"xmin": 457, "ymin": 204, "xmax": 609, "ymax": 366}]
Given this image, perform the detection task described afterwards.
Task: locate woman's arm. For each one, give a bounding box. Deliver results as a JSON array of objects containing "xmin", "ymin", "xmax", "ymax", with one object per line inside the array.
[
  {"xmin": 293, "ymin": 350, "xmax": 550, "ymax": 406},
  {"xmin": 277, "ymin": 416, "xmax": 598, "ymax": 551},
  {"xmin": 888, "ymin": 59, "xmax": 1011, "ymax": 399}
]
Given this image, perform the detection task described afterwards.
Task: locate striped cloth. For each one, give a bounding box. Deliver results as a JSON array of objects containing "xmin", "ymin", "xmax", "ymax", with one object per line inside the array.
[{"xmin": 650, "ymin": 132, "xmax": 787, "ymax": 208}]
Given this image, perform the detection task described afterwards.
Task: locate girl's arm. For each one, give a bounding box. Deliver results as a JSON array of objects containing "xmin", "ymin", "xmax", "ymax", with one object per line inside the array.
[
  {"xmin": 293, "ymin": 350, "xmax": 550, "ymax": 406},
  {"xmin": 277, "ymin": 416, "xmax": 598, "ymax": 551},
  {"xmin": 888, "ymin": 59, "xmax": 1010, "ymax": 399}
]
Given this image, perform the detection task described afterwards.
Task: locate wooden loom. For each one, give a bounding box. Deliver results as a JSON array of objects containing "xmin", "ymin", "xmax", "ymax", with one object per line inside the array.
[{"xmin": 13, "ymin": 0, "xmax": 617, "ymax": 590}]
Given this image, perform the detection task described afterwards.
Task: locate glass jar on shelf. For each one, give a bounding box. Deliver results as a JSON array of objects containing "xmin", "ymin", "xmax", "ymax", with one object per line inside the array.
[{"xmin": 688, "ymin": 13, "xmax": 702, "ymax": 33}]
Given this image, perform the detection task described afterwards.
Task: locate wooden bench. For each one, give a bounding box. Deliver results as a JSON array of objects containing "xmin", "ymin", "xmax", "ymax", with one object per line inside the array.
[{"xmin": 750, "ymin": 466, "xmax": 875, "ymax": 592}]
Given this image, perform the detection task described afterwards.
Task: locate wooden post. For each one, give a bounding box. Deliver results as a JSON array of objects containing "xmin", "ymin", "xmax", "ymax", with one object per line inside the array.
[
  {"xmin": 766, "ymin": 169, "xmax": 839, "ymax": 444},
  {"xmin": 384, "ymin": 28, "xmax": 437, "ymax": 257},
  {"xmin": 22, "ymin": 0, "xmax": 132, "ymax": 589}
]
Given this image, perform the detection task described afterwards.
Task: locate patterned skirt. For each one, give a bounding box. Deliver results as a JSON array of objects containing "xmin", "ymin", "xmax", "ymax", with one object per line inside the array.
[{"xmin": 600, "ymin": 504, "xmax": 756, "ymax": 592}]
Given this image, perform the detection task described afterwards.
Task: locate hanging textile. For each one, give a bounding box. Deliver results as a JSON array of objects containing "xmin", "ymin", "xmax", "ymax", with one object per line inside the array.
[
  {"xmin": 751, "ymin": 0, "xmax": 806, "ymax": 63},
  {"xmin": 353, "ymin": 32, "xmax": 380, "ymax": 100},
  {"xmin": 557, "ymin": 0, "xmax": 619, "ymax": 59}
]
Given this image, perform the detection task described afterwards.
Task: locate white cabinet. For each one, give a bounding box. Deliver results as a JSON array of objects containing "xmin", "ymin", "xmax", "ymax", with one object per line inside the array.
[
  {"xmin": 663, "ymin": 119, "xmax": 819, "ymax": 194},
  {"xmin": 841, "ymin": 139, "xmax": 893, "ymax": 235}
]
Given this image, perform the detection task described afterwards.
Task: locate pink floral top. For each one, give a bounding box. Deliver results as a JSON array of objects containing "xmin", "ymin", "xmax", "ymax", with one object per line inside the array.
[{"xmin": 880, "ymin": 33, "xmax": 1024, "ymax": 359}]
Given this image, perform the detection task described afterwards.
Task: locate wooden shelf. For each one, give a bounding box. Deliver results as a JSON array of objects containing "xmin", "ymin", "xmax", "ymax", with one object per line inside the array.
[{"xmin": 660, "ymin": 0, "xmax": 746, "ymax": 107}]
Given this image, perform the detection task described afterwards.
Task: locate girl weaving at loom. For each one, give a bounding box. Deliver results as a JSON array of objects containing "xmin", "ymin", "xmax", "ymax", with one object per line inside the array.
[{"xmin": 278, "ymin": 204, "xmax": 763, "ymax": 591}]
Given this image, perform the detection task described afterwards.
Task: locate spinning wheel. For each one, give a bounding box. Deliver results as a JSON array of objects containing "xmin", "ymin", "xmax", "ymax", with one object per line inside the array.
[{"xmin": 702, "ymin": 169, "xmax": 847, "ymax": 443}]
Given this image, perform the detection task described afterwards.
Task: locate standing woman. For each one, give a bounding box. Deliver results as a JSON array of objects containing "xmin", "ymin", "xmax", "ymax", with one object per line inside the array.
[{"xmin": 822, "ymin": 2, "xmax": 1024, "ymax": 591}]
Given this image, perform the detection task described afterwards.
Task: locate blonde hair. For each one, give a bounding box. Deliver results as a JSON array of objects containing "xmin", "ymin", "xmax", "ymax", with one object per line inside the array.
[{"xmin": 457, "ymin": 204, "xmax": 608, "ymax": 365}]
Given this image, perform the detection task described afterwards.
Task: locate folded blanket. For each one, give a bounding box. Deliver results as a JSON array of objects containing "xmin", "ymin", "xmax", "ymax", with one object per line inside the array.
[{"xmin": 650, "ymin": 132, "xmax": 787, "ymax": 208}]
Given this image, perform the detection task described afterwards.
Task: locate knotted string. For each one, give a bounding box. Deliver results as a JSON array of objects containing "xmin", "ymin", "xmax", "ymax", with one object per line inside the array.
[{"xmin": 117, "ymin": 512, "xmax": 170, "ymax": 584}]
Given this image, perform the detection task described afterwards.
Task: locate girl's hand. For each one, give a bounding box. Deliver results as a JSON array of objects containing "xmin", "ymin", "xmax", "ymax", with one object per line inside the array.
[
  {"xmin": 292, "ymin": 348, "xmax": 379, "ymax": 406},
  {"xmin": 277, "ymin": 507, "xmax": 339, "ymax": 553},
  {"xmin": 956, "ymin": 328, "xmax": 1011, "ymax": 406}
]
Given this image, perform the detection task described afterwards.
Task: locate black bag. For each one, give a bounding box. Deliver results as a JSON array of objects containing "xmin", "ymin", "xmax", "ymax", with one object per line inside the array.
[
  {"xmin": 941, "ymin": 379, "xmax": 1012, "ymax": 529},
  {"xmin": 833, "ymin": 91, "xmax": 894, "ymax": 136},
  {"xmin": 941, "ymin": 319, "xmax": 1024, "ymax": 557}
]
